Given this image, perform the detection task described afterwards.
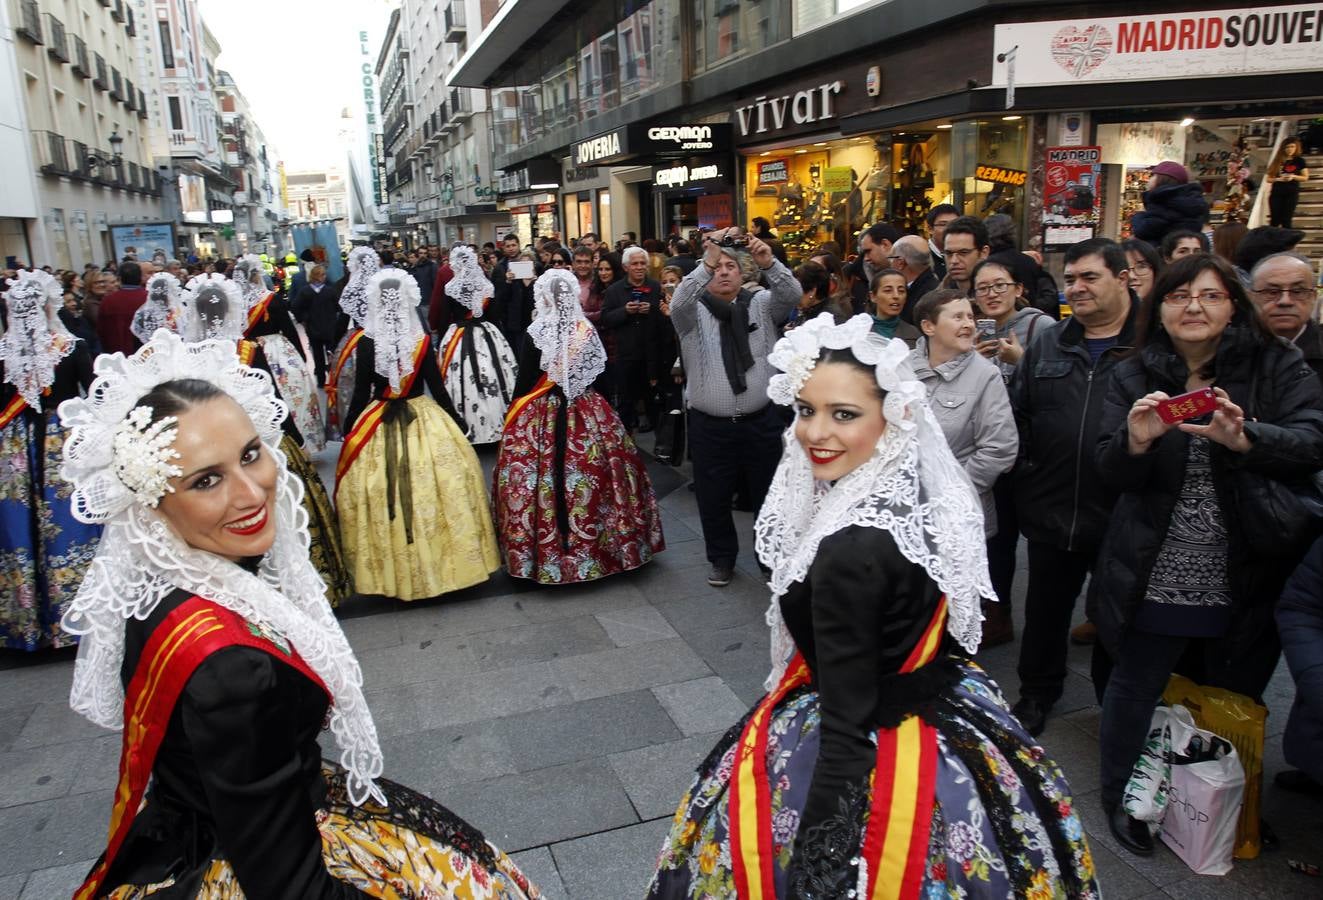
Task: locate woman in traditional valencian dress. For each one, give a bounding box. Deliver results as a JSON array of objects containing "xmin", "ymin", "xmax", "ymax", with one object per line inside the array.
[
  {"xmin": 130, "ymin": 272, "xmax": 185, "ymax": 345},
  {"xmin": 0, "ymin": 270, "xmax": 100, "ymax": 650},
  {"xmin": 326, "ymin": 246, "xmax": 379, "ymax": 440},
  {"xmin": 57, "ymin": 331, "xmax": 538, "ymax": 898},
  {"xmin": 181, "ymin": 275, "xmax": 351, "ymax": 607},
  {"xmin": 436, "ymin": 245, "xmax": 518, "ymax": 444},
  {"xmin": 338, "ymin": 269, "xmax": 499, "ymax": 600},
  {"xmin": 493, "ymin": 268, "xmax": 664, "ymax": 584},
  {"xmin": 231, "ymin": 254, "xmax": 325, "ymax": 452},
  {"xmin": 648, "ymin": 314, "xmax": 1099, "ymax": 899}
]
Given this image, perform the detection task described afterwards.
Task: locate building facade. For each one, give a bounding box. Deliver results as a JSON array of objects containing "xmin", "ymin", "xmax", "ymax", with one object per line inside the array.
[
  {"xmin": 285, "ymin": 165, "xmax": 350, "ymax": 250},
  {"xmin": 8, "ymin": 0, "xmax": 164, "ymax": 269},
  {"xmin": 374, "ymin": 8, "xmax": 417, "ymax": 246},
  {"xmin": 216, "ymin": 69, "xmax": 285, "ymax": 255}
]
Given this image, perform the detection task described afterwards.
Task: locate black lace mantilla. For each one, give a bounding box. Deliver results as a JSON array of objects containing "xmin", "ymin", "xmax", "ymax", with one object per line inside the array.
[{"xmin": 786, "ymin": 778, "xmax": 870, "ymax": 900}]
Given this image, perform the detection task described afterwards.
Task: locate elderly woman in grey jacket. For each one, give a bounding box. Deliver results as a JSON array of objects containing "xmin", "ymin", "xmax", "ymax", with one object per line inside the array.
[{"xmin": 909, "ymin": 288, "xmax": 1019, "ymax": 541}]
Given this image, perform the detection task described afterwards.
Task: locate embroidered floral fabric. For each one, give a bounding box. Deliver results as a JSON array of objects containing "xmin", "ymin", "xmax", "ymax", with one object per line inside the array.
[{"xmin": 439, "ymin": 320, "xmax": 518, "ymax": 444}]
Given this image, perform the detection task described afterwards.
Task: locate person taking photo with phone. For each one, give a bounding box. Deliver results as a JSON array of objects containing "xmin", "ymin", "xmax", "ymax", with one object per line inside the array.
[{"xmin": 1089, "ymin": 253, "xmax": 1323, "ymax": 856}]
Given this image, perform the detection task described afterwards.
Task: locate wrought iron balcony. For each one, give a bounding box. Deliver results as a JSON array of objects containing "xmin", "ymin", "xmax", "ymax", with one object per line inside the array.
[
  {"xmin": 93, "ymin": 53, "xmax": 109, "ymax": 91},
  {"xmin": 72, "ymin": 35, "xmax": 90, "ymax": 77},
  {"xmin": 444, "ymin": 1, "xmax": 466, "ymax": 42},
  {"xmin": 45, "ymin": 15, "xmax": 68, "ymax": 61},
  {"xmin": 17, "ymin": 1, "xmax": 42, "ymax": 43},
  {"xmin": 34, "ymin": 131, "xmax": 71, "ymax": 175}
]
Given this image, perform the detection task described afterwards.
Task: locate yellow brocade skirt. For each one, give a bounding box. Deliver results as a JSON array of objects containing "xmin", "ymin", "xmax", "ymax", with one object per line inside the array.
[
  {"xmin": 281, "ymin": 433, "xmax": 353, "ymax": 607},
  {"xmin": 337, "ymin": 396, "xmax": 500, "ymax": 600}
]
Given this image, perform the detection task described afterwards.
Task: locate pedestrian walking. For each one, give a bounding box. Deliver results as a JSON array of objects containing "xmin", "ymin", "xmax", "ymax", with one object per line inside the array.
[
  {"xmin": 670, "ymin": 226, "xmax": 800, "ymax": 587},
  {"xmin": 1268, "ymin": 137, "xmax": 1310, "ymax": 229},
  {"xmin": 647, "ymin": 313, "xmax": 1099, "ymax": 899},
  {"xmin": 96, "ymin": 261, "xmax": 147, "ymax": 355},
  {"xmin": 603, "ymin": 246, "xmax": 664, "ymax": 432},
  {"xmin": 1008, "ymin": 238, "xmax": 1138, "ymax": 737},
  {"xmin": 291, "ymin": 265, "xmax": 341, "ymax": 387}
]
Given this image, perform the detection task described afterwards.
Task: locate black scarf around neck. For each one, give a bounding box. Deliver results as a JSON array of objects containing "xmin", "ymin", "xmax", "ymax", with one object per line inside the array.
[{"xmin": 699, "ymin": 288, "xmax": 755, "ymax": 394}]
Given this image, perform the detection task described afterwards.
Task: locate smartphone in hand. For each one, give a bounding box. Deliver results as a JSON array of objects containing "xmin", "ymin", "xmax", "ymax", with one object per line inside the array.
[
  {"xmin": 1156, "ymin": 388, "xmax": 1218, "ymax": 424},
  {"xmin": 976, "ymin": 318, "xmax": 998, "ymax": 343}
]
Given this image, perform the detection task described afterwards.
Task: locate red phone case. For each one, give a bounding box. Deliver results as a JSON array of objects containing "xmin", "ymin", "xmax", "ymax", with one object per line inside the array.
[{"xmin": 1156, "ymin": 388, "xmax": 1218, "ymax": 424}]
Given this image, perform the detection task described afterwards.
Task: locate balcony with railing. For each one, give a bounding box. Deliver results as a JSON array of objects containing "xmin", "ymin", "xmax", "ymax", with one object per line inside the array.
[
  {"xmin": 450, "ymin": 87, "xmax": 473, "ymax": 122},
  {"xmin": 17, "ymin": 1, "xmax": 42, "ymax": 43},
  {"xmin": 93, "ymin": 53, "xmax": 108, "ymax": 90},
  {"xmin": 33, "ymin": 132, "xmax": 71, "ymax": 175},
  {"xmin": 72, "ymin": 35, "xmax": 90, "ymax": 77},
  {"xmin": 110, "ymin": 0, "xmax": 125, "ymax": 23},
  {"xmin": 71, "ymin": 140, "xmax": 90, "ymax": 176},
  {"xmin": 110, "ymin": 67, "xmax": 124, "ymax": 100},
  {"xmin": 444, "ymin": 1, "xmax": 466, "ymax": 42},
  {"xmin": 124, "ymin": 79, "xmax": 136, "ymax": 110},
  {"xmin": 125, "ymin": 7, "xmax": 136, "ymax": 36},
  {"xmin": 136, "ymin": 89, "xmax": 147, "ymax": 119},
  {"xmin": 45, "ymin": 15, "xmax": 68, "ymax": 61}
]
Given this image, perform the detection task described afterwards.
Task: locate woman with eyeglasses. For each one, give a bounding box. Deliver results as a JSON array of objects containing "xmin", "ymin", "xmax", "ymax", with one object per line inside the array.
[
  {"xmin": 1121, "ymin": 238, "xmax": 1162, "ymax": 302},
  {"xmin": 1091, "ymin": 253, "xmax": 1323, "ymax": 856}
]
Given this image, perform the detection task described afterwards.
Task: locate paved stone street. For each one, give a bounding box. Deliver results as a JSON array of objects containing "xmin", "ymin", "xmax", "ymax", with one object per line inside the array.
[{"xmin": 2, "ymin": 436, "xmax": 1321, "ymax": 899}]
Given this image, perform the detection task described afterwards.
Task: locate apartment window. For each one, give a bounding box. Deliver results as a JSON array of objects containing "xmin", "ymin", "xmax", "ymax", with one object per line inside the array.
[
  {"xmin": 158, "ymin": 20, "xmax": 174, "ymax": 68},
  {"xmin": 168, "ymin": 96, "xmax": 183, "ymax": 130}
]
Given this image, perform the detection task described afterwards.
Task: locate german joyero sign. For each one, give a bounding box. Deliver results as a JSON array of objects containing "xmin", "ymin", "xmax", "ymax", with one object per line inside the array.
[{"xmin": 992, "ymin": 4, "xmax": 1323, "ymax": 87}]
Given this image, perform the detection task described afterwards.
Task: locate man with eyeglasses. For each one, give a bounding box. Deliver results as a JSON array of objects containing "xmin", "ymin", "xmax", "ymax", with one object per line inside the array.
[
  {"xmin": 1251, "ymin": 252, "xmax": 1322, "ymax": 384},
  {"xmin": 927, "ymin": 204, "xmax": 960, "ymax": 279},
  {"xmin": 940, "ymin": 216, "xmax": 990, "ymax": 296},
  {"xmin": 1008, "ymin": 237, "xmax": 1138, "ymax": 738}
]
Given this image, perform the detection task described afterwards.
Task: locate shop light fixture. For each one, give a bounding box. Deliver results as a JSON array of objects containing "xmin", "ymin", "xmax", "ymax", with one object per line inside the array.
[
  {"xmin": 813, "ymin": 142, "xmax": 827, "ymax": 146},
  {"xmin": 937, "ymin": 124, "xmax": 953, "ymax": 130},
  {"xmin": 1002, "ymin": 115, "xmax": 1022, "ymax": 121},
  {"xmin": 1180, "ymin": 117, "xmax": 1196, "ymax": 127},
  {"xmin": 759, "ymin": 151, "xmax": 771, "ymax": 156},
  {"xmin": 795, "ymin": 149, "xmax": 808, "ymax": 154}
]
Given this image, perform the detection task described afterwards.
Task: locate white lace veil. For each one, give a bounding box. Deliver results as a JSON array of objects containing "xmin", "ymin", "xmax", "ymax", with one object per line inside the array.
[
  {"xmin": 132, "ymin": 273, "xmax": 185, "ymax": 344},
  {"xmin": 57, "ymin": 331, "xmax": 385, "ymax": 806},
  {"xmin": 231, "ymin": 254, "xmax": 267, "ymax": 309},
  {"xmin": 363, "ymin": 268, "xmax": 424, "ymax": 393},
  {"xmin": 756, "ymin": 313, "xmax": 994, "ymax": 689},
  {"xmin": 444, "ymin": 245, "xmax": 493, "ymax": 317},
  {"xmin": 527, "ymin": 269, "xmax": 606, "ymax": 400},
  {"xmin": 340, "ymin": 246, "xmax": 380, "ymax": 326},
  {"xmin": 0, "ymin": 270, "xmax": 78, "ymax": 410},
  {"xmin": 181, "ymin": 275, "xmax": 246, "ymax": 343}
]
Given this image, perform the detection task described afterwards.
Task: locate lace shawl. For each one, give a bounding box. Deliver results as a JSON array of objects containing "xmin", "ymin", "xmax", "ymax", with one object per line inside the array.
[
  {"xmin": 364, "ymin": 268, "xmax": 425, "ymax": 393},
  {"xmin": 0, "ymin": 270, "xmax": 78, "ymax": 410},
  {"xmin": 131, "ymin": 273, "xmax": 185, "ymax": 344},
  {"xmin": 527, "ymin": 269, "xmax": 606, "ymax": 400},
  {"xmin": 57, "ymin": 333, "xmax": 385, "ymax": 806},
  {"xmin": 181, "ymin": 275, "xmax": 246, "ymax": 343},
  {"xmin": 755, "ymin": 315, "xmax": 995, "ymax": 689},
  {"xmin": 340, "ymin": 246, "xmax": 380, "ymax": 326},
  {"xmin": 232, "ymin": 254, "xmax": 267, "ymax": 309},
  {"xmin": 444, "ymin": 245, "xmax": 493, "ymax": 318}
]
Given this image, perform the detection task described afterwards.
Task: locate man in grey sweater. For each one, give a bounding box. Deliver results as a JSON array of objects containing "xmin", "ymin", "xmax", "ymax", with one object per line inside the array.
[{"xmin": 671, "ymin": 227, "xmax": 800, "ymax": 586}]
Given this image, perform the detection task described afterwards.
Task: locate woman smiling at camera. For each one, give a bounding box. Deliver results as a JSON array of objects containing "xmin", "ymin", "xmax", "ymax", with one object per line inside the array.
[
  {"xmin": 58, "ymin": 333, "xmax": 538, "ymax": 899},
  {"xmin": 648, "ymin": 314, "xmax": 1096, "ymax": 899},
  {"xmin": 1090, "ymin": 253, "xmax": 1323, "ymax": 857}
]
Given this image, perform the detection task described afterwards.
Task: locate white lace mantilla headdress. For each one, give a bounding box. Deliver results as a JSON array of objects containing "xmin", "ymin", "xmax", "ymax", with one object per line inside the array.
[
  {"xmin": 181, "ymin": 275, "xmax": 246, "ymax": 343},
  {"xmin": 57, "ymin": 330, "xmax": 386, "ymax": 806},
  {"xmin": 231, "ymin": 254, "xmax": 267, "ymax": 309},
  {"xmin": 340, "ymin": 246, "xmax": 380, "ymax": 326},
  {"xmin": 444, "ymin": 245, "xmax": 493, "ymax": 317},
  {"xmin": 757, "ymin": 313, "xmax": 995, "ymax": 688},
  {"xmin": 131, "ymin": 273, "xmax": 185, "ymax": 344},
  {"xmin": 0, "ymin": 270, "xmax": 78, "ymax": 410},
  {"xmin": 364, "ymin": 268, "xmax": 424, "ymax": 393},
  {"xmin": 528, "ymin": 269, "xmax": 606, "ymax": 400}
]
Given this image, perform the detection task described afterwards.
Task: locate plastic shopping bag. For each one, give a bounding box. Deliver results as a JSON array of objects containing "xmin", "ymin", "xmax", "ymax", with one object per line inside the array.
[
  {"xmin": 1123, "ymin": 706, "xmax": 1175, "ymax": 826},
  {"xmin": 1163, "ymin": 674, "xmax": 1267, "ymax": 858},
  {"xmin": 1158, "ymin": 705, "xmax": 1245, "ymax": 876}
]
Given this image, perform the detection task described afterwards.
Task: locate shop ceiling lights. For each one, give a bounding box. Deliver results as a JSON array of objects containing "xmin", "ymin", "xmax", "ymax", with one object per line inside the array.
[
  {"xmin": 1002, "ymin": 115, "xmax": 1022, "ymax": 121},
  {"xmin": 1180, "ymin": 117, "xmax": 1196, "ymax": 127},
  {"xmin": 937, "ymin": 124, "xmax": 953, "ymax": 130}
]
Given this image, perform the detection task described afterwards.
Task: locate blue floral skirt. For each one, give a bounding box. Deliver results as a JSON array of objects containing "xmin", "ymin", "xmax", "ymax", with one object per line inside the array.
[
  {"xmin": 0, "ymin": 413, "xmax": 102, "ymax": 651},
  {"xmin": 647, "ymin": 660, "xmax": 1100, "ymax": 899}
]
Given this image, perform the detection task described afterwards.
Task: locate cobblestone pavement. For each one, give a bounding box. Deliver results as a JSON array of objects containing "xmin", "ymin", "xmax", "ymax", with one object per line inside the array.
[{"xmin": 1, "ymin": 436, "xmax": 1320, "ymax": 898}]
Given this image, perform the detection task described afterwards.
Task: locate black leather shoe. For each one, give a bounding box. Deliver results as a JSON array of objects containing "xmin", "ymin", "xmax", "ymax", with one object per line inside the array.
[
  {"xmin": 1011, "ymin": 698, "xmax": 1049, "ymax": 737},
  {"xmin": 1108, "ymin": 806, "xmax": 1154, "ymax": 856}
]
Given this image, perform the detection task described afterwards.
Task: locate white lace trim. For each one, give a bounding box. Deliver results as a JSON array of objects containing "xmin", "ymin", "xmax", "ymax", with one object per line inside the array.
[
  {"xmin": 444, "ymin": 245, "xmax": 493, "ymax": 318},
  {"xmin": 340, "ymin": 247, "xmax": 380, "ymax": 326},
  {"xmin": 232, "ymin": 255, "xmax": 267, "ymax": 309},
  {"xmin": 0, "ymin": 270, "xmax": 77, "ymax": 410},
  {"xmin": 132, "ymin": 273, "xmax": 185, "ymax": 344},
  {"xmin": 57, "ymin": 331, "xmax": 386, "ymax": 806},
  {"xmin": 527, "ymin": 269, "xmax": 606, "ymax": 401},
  {"xmin": 364, "ymin": 269, "xmax": 425, "ymax": 393},
  {"xmin": 755, "ymin": 314, "xmax": 994, "ymax": 689},
  {"xmin": 181, "ymin": 275, "xmax": 246, "ymax": 343}
]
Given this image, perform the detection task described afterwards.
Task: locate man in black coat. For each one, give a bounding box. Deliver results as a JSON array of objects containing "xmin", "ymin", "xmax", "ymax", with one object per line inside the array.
[
  {"xmin": 664, "ymin": 238, "xmax": 697, "ymax": 274},
  {"xmin": 290, "ymin": 264, "xmax": 339, "ymax": 385},
  {"xmin": 411, "ymin": 246, "xmax": 439, "ymax": 315},
  {"xmin": 891, "ymin": 235, "xmax": 939, "ymax": 323},
  {"xmin": 490, "ymin": 233, "xmax": 522, "ymax": 341},
  {"xmin": 601, "ymin": 245, "xmax": 664, "ymax": 431},
  {"xmin": 1008, "ymin": 238, "xmax": 1138, "ymax": 738},
  {"xmin": 1250, "ymin": 251, "xmax": 1323, "ymax": 386}
]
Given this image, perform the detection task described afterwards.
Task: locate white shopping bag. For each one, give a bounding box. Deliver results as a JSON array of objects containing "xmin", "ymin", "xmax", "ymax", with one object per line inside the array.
[
  {"xmin": 1159, "ymin": 705, "xmax": 1245, "ymax": 876},
  {"xmin": 1124, "ymin": 705, "xmax": 1174, "ymax": 825}
]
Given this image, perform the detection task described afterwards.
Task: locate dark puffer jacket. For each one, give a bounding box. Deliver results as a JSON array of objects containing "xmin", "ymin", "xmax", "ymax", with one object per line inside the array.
[
  {"xmin": 1087, "ymin": 328, "xmax": 1323, "ymax": 695},
  {"xmin": 1130, "ymin": 182, "xmax": 1210, "ymax": 244},
  {"xmin": 1279, "ymin": 534, "xmax": 1323, "ymax": 784}
]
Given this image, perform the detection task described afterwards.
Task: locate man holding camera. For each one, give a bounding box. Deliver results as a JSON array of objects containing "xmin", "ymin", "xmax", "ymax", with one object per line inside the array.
[
  {"xmin": 602, "ymin": 246, "xmax": 665, "ymax": 432},
  {"xmin": 670, "ymin": 227, "xmax": 800, "ymax": 587}
]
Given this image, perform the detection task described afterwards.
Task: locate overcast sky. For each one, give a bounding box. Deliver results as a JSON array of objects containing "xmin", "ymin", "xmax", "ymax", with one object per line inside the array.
[{"xmin": 197, "ymin": 0, "xmax": 394, "ymax": 171}]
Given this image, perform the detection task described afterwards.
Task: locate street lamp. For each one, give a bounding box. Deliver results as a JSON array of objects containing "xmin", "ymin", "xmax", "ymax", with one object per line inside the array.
[{"xmin": 85, "ymin": 129, "xmax": 125, "ymax": 173}]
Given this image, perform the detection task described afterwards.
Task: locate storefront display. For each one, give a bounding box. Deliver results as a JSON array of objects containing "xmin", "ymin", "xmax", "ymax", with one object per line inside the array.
[
  {"xmin": 653, "ymin": 156, "xmax": 733, "ymax": 234},
  {"xmin": 1043, "ymin": 145, "xmax": 1102, "ymax": 248}
]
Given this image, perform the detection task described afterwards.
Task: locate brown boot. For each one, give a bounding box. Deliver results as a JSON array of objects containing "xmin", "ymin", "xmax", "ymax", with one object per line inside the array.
[
  {"xmin": 980, "ymin": 602, "xmax": 1014, "ymax": 649},
  {"xmin": 1070, "ymin": 621, "xmax": 1097, "ymax": 645}
]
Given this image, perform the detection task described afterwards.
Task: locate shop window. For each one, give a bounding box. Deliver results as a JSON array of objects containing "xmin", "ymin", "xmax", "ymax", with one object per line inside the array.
[
  {"xmin": 949, "ymin": 119, "xmax": 1029, "ymax": 225},
  {"xmin": 491, "ymin": 87, "xmax": 521, "ymax": 148},
  {"xmin": 692, "ymin": 0, "xmax": 790, "ymax": 74},
  {"xmin": 598, "ymin": 189, "xmax": 612, "ymax": 242},
  {"xmin": 542, "ymin": 53, "xmax": 578, "ymax": 129},
  {"xmin": 888, "ymin": 132, "xmax": 952, "ymax": 233}
]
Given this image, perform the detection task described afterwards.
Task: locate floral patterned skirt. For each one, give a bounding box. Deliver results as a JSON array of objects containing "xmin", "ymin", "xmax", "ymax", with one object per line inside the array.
[
  {"xmin": 493, "ymin": 388, "xmax": 664, "ymax": 584},
  {"xmin": 0, "ymin": 413, "xmax": 101, "ymax": 651},
  {"xmin": 338, "ymin": 396, "xmax": 500, "ymax": 600},
  {"xmin": 440, "ymin": 322, "xmax": 518, "ymax": 445},
  {"xmin": 258, "ymin": 333, "xmax": 326, "ymax": 453},
  {"xmin": 280, "ymin": 433, "xmax": 352, "ymax": 607},
  {"xmin": 327, "ymin": 331, "xmax": 359, "ymax": 442},
  {"xmin": 648, "ymin": 660, "xmax": 1099, "ymax": 899},
  {"xmin": 105, "ymin": 764, "xmax": 540, "ymax": 899}
]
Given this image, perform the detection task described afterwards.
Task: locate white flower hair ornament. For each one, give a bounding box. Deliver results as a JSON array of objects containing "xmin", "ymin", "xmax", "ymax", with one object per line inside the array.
[{"xmin": 56, "ymin": 329, "xmax": 386, "ymax": 806}]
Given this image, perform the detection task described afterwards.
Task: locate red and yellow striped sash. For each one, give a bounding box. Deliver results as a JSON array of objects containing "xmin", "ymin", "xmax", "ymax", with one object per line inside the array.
[
  {"xmin": 333, "ymin": 335, "xmax": 429, "ymax": 486},
  {"xmin": 0, "ymin": 393, "xmax": 28, "ymax": 430},
  {"xmin": 327, "ymin": 328, "xmax": 363, "ymax": 393},
  {"xmin": 244, "ymin": 292, "xmax": 273, "ymax": 335},
  {"xmin": 236, "ymin": 339, "xmax": 257, "ymax": 366},
  {"xmin": 728, "ymin": 597, "xmax": 949, "ymax": 900},
  {"xmin": 439, "ymin": 325, "xmax": 467, "ymax": 373},
  {"xmin": 503, "ymin": 373, "xmax": 554, "ymax": 429},
  {"xmin": 76, "ymin": 597, "xmax": 327, "ymax": 900}
]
